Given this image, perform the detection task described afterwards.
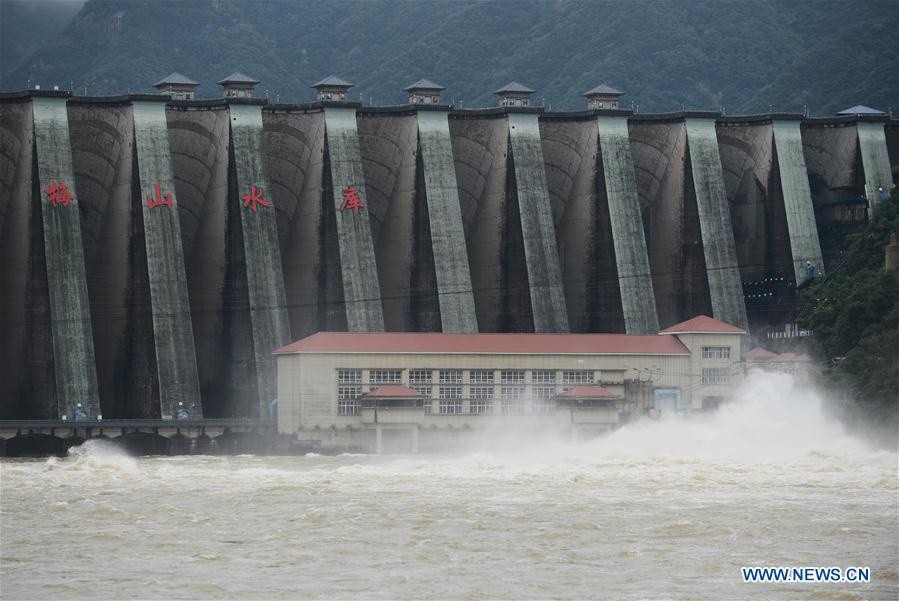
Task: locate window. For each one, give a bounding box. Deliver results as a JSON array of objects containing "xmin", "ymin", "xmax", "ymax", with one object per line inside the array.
[
  {"xmin": 337, "ymin": 386, "xmax": 361, "ymax": 415},
  {"xmin": 500, "ymin": 386, "xmax": 525, "ymax": 415},
  {"xmin": 409, "ymin": 369, "xmax": 432, "ymax": 384},
  {"xmin": 422, "ymin": 398, "xmax": 433, "ymax": 415},
  {"xmin": 470, "ymin": 387, "xmax": 493, "ymax": 400},
  {"xmin": 337, "ymin": 369, "xmax": 361, "ymax": 383},
  {"xmin": 470, "ymin": 370, "xmax": 494, "ymax": 384},
  {"xmin": 470, "ymin": 399, "xmax": 493, "ymax": 415},
  {"xmin": 533, "ymin": 386, "xmax": 556, "ymax": 414},
  {"xmin": 532, "ymin": 370, "xmax": 556, "ymax": 384},
  {"xmin": 369, "ymin": 369, "xmax": 401, "ymax": 384},
  {"xmin": 701, "ymin": 368, "xmax": 729, "ymax": 385},
  {"xmin": 702, "ymin": 346, "xmax": 731, "ymax": 360},
  {"xmin": 501, "ymin": 370, "xmax": 524, "ymax": 384},
  {"xmin": 439, "ymin": 369, "xmax": 462, "ymax": 384},
  {"xmin": 439, "ymin": 386, "xmax": 463, "ymax": 400},
  {"xmin": 563, "ymin": 370, "xmax": 592, "ymax": 385},
  {"xmin": 412, "ymin": 385, "xmax": 432, "ymax": 398},
  {"xmin": 439, "ymin": 399, "xmax": 463, "ymax": 415}
]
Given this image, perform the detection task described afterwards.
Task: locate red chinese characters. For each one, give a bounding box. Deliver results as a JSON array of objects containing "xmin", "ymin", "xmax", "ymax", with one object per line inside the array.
[
  {"xmin": 340, "ymin": 185, "xmax": 364, "ymax": 214},
  {"xmin": 146, "ymin": 184, "xmax": 173, "ymax": 209},
  {"xmin": 44, "ymin": 180, "xmax": 74, "ymax": 207},
  {"xmin": 241, "ymin": 185, "xmax": 271, "ymax": 213}
]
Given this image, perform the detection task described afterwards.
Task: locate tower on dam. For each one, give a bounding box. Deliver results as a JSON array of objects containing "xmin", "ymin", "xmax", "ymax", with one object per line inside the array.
[{"xmin": 1, "ymin": 74, "xmax": 895, "ymax": 420}]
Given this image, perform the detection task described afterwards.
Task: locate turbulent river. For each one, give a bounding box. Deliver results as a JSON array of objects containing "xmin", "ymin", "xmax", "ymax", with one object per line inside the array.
[{"xmin": 1, "ymin": 374, "xmax": 897, "ymax": 600}]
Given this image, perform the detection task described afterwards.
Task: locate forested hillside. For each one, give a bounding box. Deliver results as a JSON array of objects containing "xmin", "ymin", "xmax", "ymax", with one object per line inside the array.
[
  {"xmin": 799, "ymin": 191, "xmax": 899, "ymax": 446},
  {"xmin": 2, "ymin": 0, "xmax": 897, "ymax": 114}
]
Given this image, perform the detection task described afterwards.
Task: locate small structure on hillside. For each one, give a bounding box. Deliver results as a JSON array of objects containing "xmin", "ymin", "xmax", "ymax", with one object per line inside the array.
[
  {"xmin": 583, "ymin": 83, "xmax": 624, "ymax": 110},
  {"xmin": 312, "ymin": 75, "xmax": 354, "ymax": 103},
  {"xmin": 217, "ymin": 72, "xmax": 260, "ymax": 98},
  {"xmin": 494, "ymin": 81, "xmax": 534, "ymax": 107},
  {"xmin": 404, "ymin": 78, "xmax": 445, "ymax": 105},
  {"xmin": 152, "ymin": 72, "xmax": 198, "ymax": 100}
]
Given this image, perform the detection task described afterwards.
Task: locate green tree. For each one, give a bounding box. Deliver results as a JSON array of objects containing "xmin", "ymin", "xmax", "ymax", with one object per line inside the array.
[{"xmin": 799, "ymin": 189, "xmax": 899, "ymax": 443}]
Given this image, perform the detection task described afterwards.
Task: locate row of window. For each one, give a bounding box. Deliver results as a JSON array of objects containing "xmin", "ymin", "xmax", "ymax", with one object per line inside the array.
[
  {"xmin": 339, "ymin": 368, "xmax": 597, "ymax": 385},
  {"xmin": 701, "ymin": 346, "xmax": 731, "ymax": 359},
  {"xmin": 338, "ymin": 398, "xmax": 558, "ymax": 416},
  {"xmin": 339, "ymin": 385, "xmax": 561, "ymax": 401}
]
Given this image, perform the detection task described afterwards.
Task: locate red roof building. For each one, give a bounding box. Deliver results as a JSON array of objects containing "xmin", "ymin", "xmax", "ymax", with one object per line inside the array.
[
  {"xmin": 659, "ymin": 315, "xmax": 747, "ymax": 335},
  {"xmin": 275, "ymin": 331, "xmax": 690, "ymax": 356},
  {"xmin": 274, "ymin": 317, "xmax": 746, "ymax": 452}
]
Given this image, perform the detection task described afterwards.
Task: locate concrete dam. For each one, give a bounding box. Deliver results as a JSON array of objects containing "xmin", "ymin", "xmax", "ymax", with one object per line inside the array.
[{"xmin": 1, "ymin": 81, "xmax": 896, "ymax": 421}]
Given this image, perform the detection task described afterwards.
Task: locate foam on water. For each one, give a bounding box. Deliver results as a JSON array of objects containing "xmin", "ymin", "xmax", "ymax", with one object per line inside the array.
[
  {"xmin": 49, "ymin": 438, "xmax": 139, "ymax": 473},
  {"xmin": 449, "ymin": 372, "xmax": 883, "ymax": 472}
]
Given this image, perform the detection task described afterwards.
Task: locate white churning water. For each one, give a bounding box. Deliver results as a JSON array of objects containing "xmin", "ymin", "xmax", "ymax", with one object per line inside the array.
[{"xmin": 1, "ymin": 373, "xmax": 897, "ymax": 600}]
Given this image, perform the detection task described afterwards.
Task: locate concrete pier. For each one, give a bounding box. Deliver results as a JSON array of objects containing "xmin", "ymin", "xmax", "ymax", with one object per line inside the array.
[
  {"xmin": 416, "ymin": 109, "xmax": 479, "ymax": 332},
  {"xmin": 507, "ymin": 112, "xmax": 569, "ymax": 332},
  {"xmin": 684, "ymin": 117, "xmax": 748, "ymax": 331},
  {"xmin": 595, "ymin": 114, "xmax": 659, "ymax": 333},
  {"xmin": 324, "ymin": 106, "xmax": 385, "ymax": 332},
  {"xmin": 856, "ymin": 121, "xmax": 894, "ymax": 213},
  {"xmin": 716, "ymin": 115, "xmax": 823, "ymax": 286},
  {"xmin": 132, "ymin": 99, "xmax": 202, "ymax": 418},
  {"xmin": 31, "ymin": 93, "xmax": 101, "ymax": 419},
  {"xmin": 229, "ymin": 101, "xmax": 291, "ymax": 415},
  {"xmin": 771, "ymin": 119, "xmax": 824, "ymax": 283}
]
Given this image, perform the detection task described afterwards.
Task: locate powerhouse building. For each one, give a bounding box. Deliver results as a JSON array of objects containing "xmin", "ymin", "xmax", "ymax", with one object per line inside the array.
[{"xmin": 274, "ymin": 315, "xmax": 745, "ymax": 452}]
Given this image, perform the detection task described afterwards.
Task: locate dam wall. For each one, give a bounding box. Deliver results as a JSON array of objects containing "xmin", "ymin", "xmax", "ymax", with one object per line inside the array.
[
  {"xmin": 0, "ymin": 95, "xmax": 49, "ymax": 418},
  {"xmin": 165, "ymin": 102, "xmax": 233, "ymax": 416},
  {"xmin": 448, "ymin": 108, "xmax": 568, "ymax": 332},
  {"xmin": 1, "ymin": 90, "xmax": 893, "ymax": 419},
  {"xmin": 449, "ymin": 111, "xmax": 526, "ymax": 331},
  {"xmin": 886, "ymin": 121, "xmax": 899, "ymax": 185},
  {"xmin": 539, "ymin": 112, "xmax": 658, "ymax": 334},
  {"xmin": 262, "ymin": 107, "xmax": 346, "ymax": 339},
  {"xmin": 229, "ymin": 101, "xmax": 291, "ymax": 415},
  {"xmin": 357, "ymin": 108, "xmax": 434, "ymax": 331},
  {"xmin": 716, "ymin": 116, "xmax": 823, "ymax": 286},
  {"xmin": 799, "ymin": 117, "xmax": 890, "ymax": 268},
  {"xmin": 629, "ymin": 115, "xmax": 712, "ymax": 328},
  {"xmin": 32, "ymin": 94, "xmax": 100, "ymax": 418},
  {"xmin": 132, "ymin": 99, "xmax": 203, "ymax": 418}
]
